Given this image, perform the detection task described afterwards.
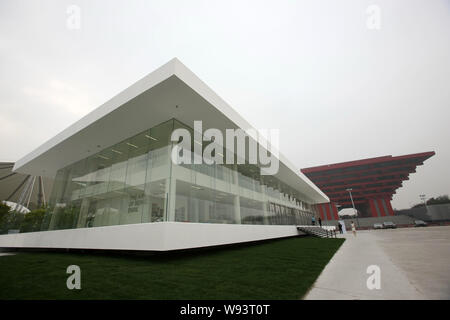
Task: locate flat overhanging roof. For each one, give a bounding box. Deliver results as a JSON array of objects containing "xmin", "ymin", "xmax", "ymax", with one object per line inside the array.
[
  {"xmin": 13, "ymin": 58, "xmax": 328, "ymax": 204},
  {"xmin": 301, "ymin": 152, "xmax": 435, "ymax": 205}
]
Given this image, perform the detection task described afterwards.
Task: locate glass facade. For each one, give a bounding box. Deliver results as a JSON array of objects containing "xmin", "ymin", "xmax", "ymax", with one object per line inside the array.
[{"xmin": 31, "ymin": 119, "xmax": 315, "ymax": 232}]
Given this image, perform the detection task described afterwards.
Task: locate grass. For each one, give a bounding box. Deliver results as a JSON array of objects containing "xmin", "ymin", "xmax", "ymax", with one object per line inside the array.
[{"xmin": 0, "ymin": 236, "xmax": 344, "ymax": 300}]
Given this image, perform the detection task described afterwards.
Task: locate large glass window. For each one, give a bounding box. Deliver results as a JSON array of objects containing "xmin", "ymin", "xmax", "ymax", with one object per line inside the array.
[
  {"xmin": 41, "ymin": 120, "xmax": 174, "ymax": 231},
  {"xmin": 31, "ymin": 118, "xmax": 316, "ymax": 233}
]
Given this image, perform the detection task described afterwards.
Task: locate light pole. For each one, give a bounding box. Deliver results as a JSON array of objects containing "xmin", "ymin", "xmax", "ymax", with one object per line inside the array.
[
  {"xmin": 335, "ymin": 203, "xmax": 342, "ymax": 226},
  {"xmin": 419, "ymin": 194, "xmax": 428, "ymax": 214},
  {"xmin": 346, "ymin": 188, "xmax": 359, "ymax": 227}
]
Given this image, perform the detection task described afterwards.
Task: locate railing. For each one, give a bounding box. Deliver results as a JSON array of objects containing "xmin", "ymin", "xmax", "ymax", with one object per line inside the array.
[{"xmin": 296, "ymin": 226, "xmax": 337, "ymax": 238}]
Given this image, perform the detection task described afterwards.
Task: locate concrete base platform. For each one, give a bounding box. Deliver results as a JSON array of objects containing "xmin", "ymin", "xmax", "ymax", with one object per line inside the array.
[{"xmin": 0, "ymin": 222, "xmax": 305, "ymax": 251}]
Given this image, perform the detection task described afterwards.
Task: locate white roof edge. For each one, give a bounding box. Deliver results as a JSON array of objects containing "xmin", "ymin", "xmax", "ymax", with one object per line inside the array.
[
  {"xmin": 172, "ymin": 59, "xmax": 328, "ymax": 202},
  {"xmin": 13, "ymin": 58, "xmax": 178, "ymax": 173},
  {"xmin": 13, "ymin": 58, "xmax": 328, "ymax": 203}
]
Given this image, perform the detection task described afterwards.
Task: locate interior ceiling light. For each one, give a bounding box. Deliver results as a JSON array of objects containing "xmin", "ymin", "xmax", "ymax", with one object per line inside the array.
[
  {"xmin": 145, "ymin": 135, "xmax": 158, "ymax": 141},
  {"xmin": 126, "ymin": 142, "xmax": 139, "ymax": 149}
]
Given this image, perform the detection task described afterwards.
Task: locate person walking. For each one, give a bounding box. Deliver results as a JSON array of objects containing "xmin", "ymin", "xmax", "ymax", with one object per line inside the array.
[
  {"xmin": 351, "ymin": 221, "xmax": 356, "ymax": 237},
  {"xmin": 311, "ymin": 216, "xmax": 316, "ymax": 225},
  {"xmin": 318, "ymin": 217, "xmax": 322, "ymax": 227},
  {"xmin": 337, "ymin": 222, "xmax": 343, "ymax": 234}
]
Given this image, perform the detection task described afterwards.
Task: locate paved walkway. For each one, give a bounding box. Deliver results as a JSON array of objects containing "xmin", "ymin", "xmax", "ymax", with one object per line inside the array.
[
  {"xmin": 374, "ymin": 226, "xmax": 450, "ymax": 299},
  {"xmin": 304, "ymin": 230, "xmax": 425, "ymax": 300}
]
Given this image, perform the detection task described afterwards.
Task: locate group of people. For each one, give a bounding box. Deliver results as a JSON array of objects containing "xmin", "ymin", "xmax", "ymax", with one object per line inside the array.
[{"xmin": 311, "ymin": 216, "xmax": 357, "ymax": 236}]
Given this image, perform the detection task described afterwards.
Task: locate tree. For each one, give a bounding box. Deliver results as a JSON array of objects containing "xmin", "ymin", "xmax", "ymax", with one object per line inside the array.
[
  {"xmin": 1, "ymin": 203, "xmax": 49, "ymax": 234},
  {"xmin": 20, "ymin": 209, "xmax": 46, "ymax": 233},
  {"xmin": 427, "ymin": 195, "xmax": 450, "ymax": 205},
  {"xmin": 5, "ymin": 211, "xmax": 25, "ymax": 232},
  {"xmin": 412, "ymin": 194, "xmax": 450, "ymax": 208},
  {"xmin": 0, "ymin": 202, "xmax": 11, "ymax": 233}
]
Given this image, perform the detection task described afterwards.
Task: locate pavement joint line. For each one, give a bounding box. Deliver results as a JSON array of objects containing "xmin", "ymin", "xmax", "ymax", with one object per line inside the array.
[
  {"xmin": 310, "ymin": 285, "xmax": 377, "ymax": 299},
  {"xmin": 372, "ymin": 232, "xmax": 428, "ymax": 298}
]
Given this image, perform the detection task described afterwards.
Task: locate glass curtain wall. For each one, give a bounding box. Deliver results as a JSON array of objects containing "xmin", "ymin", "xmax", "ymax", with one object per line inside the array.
[
  {"xmin": 171, "ymin": 119, "xmax": 314, "ymax": 226},
  {"xmin": 36, "ymin": 118, "xmax": 315, "ymax": 233},
  {"xmin": 41, "ymin": 119, "xmax": 174, "ymax": 231}
]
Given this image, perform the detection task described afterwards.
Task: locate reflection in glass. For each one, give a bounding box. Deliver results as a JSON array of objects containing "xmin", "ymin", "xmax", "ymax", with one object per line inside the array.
[{"xmin": 36, "ymin": 118, "xmax": 315, "ymax": 233}]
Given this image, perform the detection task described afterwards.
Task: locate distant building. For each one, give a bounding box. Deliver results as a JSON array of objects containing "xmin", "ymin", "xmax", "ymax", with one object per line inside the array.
[
  {"xmin": 0, "ymin": 162, "xmax": 53, "ymax": 211},
  {"xmin": 301, "ymin": 152, "xmax": 435, "ymax": 221},
  {"xmin": 396, "ymin": 203, "xmax": 450, "ymax": 223}
]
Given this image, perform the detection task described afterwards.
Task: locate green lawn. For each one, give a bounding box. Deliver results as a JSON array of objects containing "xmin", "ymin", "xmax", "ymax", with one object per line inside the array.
[{"xmin": 0, "ymin": 237, "xmax": 344, "ymax": 300}]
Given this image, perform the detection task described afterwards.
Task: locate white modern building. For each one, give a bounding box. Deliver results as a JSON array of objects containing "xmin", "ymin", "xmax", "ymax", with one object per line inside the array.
[{"xmin": 0, "ymin": 58, "xmax": 328, "ymax": 251}]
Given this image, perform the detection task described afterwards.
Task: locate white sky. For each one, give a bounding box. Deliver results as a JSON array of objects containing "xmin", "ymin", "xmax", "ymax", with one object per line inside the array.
[{"xmin": 0, "ymin": 0, "xmax": 449, "ymax": 209}]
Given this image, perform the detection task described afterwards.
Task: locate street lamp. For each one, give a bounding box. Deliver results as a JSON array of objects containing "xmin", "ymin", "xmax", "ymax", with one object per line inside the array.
[
  {"xmin": 346, "ymin": 188, "xmax": 360, "ymax": 227},
  {"xmin": 419, "ymin": 194, "xmax": 428, "ymax": 213},
  {"xmin": 335, "ymin": 203, "xmax": 342, "ymax": 218}
]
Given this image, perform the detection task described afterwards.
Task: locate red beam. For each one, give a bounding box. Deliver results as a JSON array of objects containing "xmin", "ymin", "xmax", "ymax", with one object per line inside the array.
[
  {"xmin": 314, "ymin": 173, "xmax": 409, "ymax": 188},
  {"xmin": 385, "ymin": 198, "xmax": 394, "ymax": 216},
  {"xmin": 313, "ymin": 167, "xmax": 414, "ymax": 186},
  {"xmin": 309, "ymin": 163, "xmax": 417, "ymax": 183},
  {"xmin": 324, "ymin": 183, "xmax": 402, "ymax": 196},
  {"xmin": 332, "ymin": 203, "xmax": 339, "ymax": 220},
  {"xmin": 339, "ymin": 200, "xmax": 368, "ymax": 204},
  {"xmin": 332, "ymin": 192, "xmax": 393, "ymax": 202},
  {"xmin": 377, "ymin": 198, "xmax": 387, "ymax": 216},
  {"xmin": 337, "ymin": 200, "xmax": 367, "ymax": 206},
  {"xmin": 301, "ymin": 151, "xmax": 435, "ymax": 174},
  {"xmin": 317, "ymin": 204, "xmax": 325, "ymax": 220},
  {"xmin": 369, "ymin": 199, "xmax": 378, "ymax": 217},
  {"xmin": 333, "ymin": 195, "xmax": 393, "ymax": 202},
  {"xmin": 327, "ymin": 189, "xmax": 399, "ymax": 200},
  {"xmin": 321, "ymin": 178, "xmax": 407, "ymax": 192},
  {"xmin": 302, "ymin": 155, "xmax": 393, "ymax": 173},
  {"xmin": 324, "ymin": 203, "xmax": 332, "ymax": 220}
]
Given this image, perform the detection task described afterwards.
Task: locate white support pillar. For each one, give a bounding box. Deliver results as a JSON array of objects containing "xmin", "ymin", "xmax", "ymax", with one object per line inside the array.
[
  {"xmin": 233, "ymin": 165, "xmax": 241, "ymax": 224},
  {"xmin": 165, "ymin": 140, "xmax": 177, "ymax": 222},
  {"xmin": 260, "ymin": 176, "xmax": 270, "ymax": 225},
  {"xmin": 165, "ymin": 177, "xmax": 176, "ymax": 222},
  {"xmin": 234, "ymin": 195, "xmax": 241, "ymax": 224}
]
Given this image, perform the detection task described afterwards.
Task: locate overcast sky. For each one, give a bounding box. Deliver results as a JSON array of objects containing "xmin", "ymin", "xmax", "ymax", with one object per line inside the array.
[{"xmin": 0, "ymin": 0, "xmax": 449, "ymax": 209}]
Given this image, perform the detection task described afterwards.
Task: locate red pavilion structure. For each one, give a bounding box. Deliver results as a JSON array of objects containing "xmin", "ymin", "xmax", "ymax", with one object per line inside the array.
[{"xmin": 301, "ymin": 152, "xmax": 435, "ymax": 221}]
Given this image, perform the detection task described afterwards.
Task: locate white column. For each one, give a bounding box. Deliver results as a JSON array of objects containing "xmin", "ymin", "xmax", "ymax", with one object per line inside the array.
[
  {"xmin": 192, "ymin": 198, "xmax": 199, "ymax": 222},
  {"xmin": 165, "ymin": 177, "xmax": 176, "ymax": 221},
  {"xmin": 233, "ymin": 165, "xmax": 241, "ymax": 224},
  {"xmin": 234, "ymin": 195, "xmax": 241, "ymax": 224},
  {"xmin": 165, "ymin": 140, "xmax": 177, "ymax": 222},
  {"xmin": 260, "ymin": 176, "xmax": 269, "ymax": 225}
]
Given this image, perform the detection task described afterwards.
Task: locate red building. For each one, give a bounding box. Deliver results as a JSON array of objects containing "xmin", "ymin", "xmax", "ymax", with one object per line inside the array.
[{"xmin": 301, "ymin": 152, "xmax": 435, "ymax": 221}]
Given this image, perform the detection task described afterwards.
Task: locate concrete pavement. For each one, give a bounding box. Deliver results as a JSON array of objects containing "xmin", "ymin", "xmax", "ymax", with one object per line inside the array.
[
  {"xmin": 374, "ymin": 226, "xmax": 450, "ymax": 299},
  {"xmin": 304, "ymin": 230, "xmax": 425, "ymax": 299}
]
